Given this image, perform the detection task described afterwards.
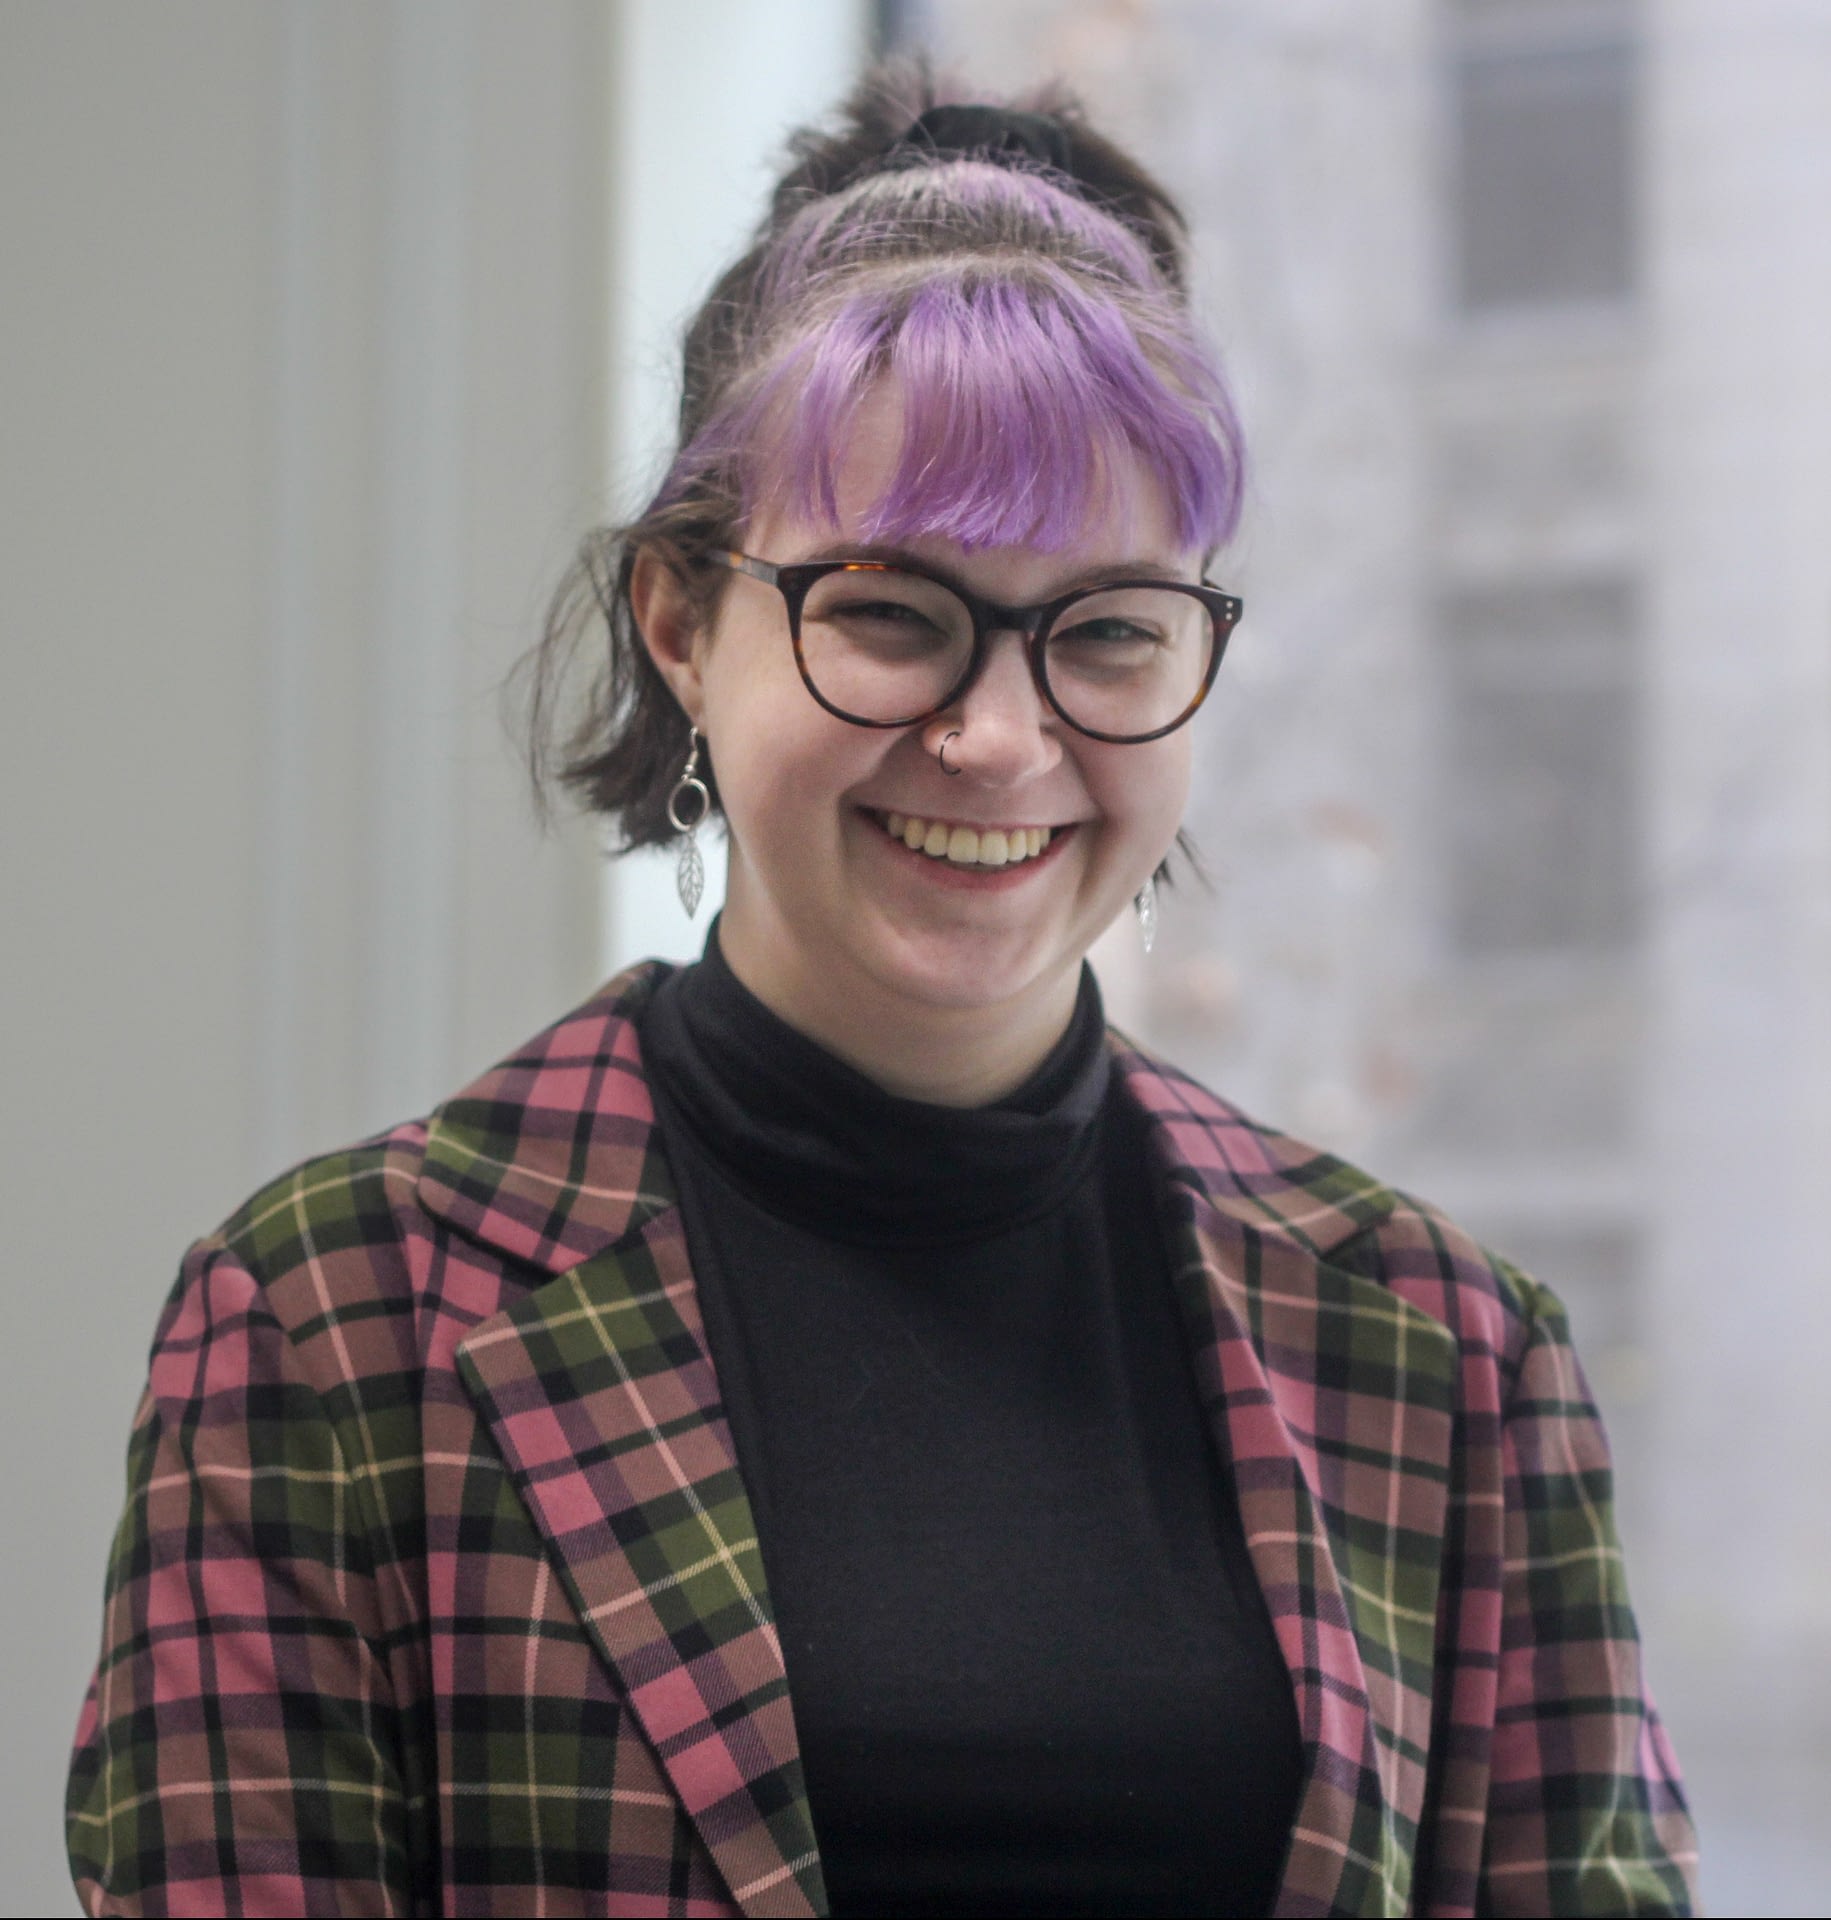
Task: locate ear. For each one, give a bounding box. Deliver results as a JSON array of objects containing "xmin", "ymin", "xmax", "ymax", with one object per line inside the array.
[{"xmin": 629, "ymin": 546, "xmax": 710, "ymax": 724}]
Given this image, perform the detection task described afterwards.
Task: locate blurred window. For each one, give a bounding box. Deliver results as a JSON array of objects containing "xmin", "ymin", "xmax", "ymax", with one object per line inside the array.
[
  {"xmin": 1437, "ymin": 576, "xmax": 1641, "ymax": 956},
  {"xmin": 1449, "ymin": 8, "xmax": 1639, "ymax": 313}
]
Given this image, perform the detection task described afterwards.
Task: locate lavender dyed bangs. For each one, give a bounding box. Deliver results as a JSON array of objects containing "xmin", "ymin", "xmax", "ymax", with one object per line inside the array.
[{"xmin": 666, "ymin": 264, "xmax": 1246, "ymax": 557}]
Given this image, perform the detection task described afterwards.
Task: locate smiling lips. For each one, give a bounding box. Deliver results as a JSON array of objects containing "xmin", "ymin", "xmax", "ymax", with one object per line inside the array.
[{"xmin": 878, "ymin": 810, "xmax": 1058, "ymax": 869}]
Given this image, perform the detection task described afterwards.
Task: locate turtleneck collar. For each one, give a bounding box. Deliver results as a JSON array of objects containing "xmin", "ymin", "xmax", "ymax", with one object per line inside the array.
[{"xmin": 636, "ymin": 921, "xmax": 1111, "ymax": 1249}]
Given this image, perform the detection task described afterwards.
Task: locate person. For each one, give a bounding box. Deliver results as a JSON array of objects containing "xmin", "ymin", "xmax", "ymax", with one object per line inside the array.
[{"xmin": 66, "ymin": 64, "xmax": 1698, "ymax": 1920}]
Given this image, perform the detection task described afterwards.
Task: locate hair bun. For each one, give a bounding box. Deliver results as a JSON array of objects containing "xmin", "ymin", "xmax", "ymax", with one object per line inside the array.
[
  {"xmin": 768, "ymin": 58, "xmax": 1189, "ymax": 291},
  {"xmin": 900, "ymin": 102, "xmax": 1074, "ymax": 176}
]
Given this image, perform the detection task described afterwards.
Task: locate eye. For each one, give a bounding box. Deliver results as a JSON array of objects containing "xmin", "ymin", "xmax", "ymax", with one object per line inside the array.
[
  {"xmin": 1048, "ymin": 617, "xmax": 1168, "ymax": 681},
  {"xmin": 826, "ymin": 598, "xmax": 954, "ymax": 659},
  {"xmin": 838, "ymin": 596, "xmax": 944, "ymax": 629},
  {"xmin": 802, "ymin": 571, "xmax": 973, "ymax": 663},
  {"xmin": 1053, "ymin": 614, "xmax": 1166, "ymax": 649}
]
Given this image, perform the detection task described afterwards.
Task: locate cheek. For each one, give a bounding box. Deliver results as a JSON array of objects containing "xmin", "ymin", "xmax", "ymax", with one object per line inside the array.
[
  {"xmin": 695, "ymin": 620, "xmax": 810, "ymax": 823},
  {"xmin": 1086, "ymin": 737, "xmax": 1191, "ymax": 854},
  {"xmin": 701, "ymin": 673, "xmax": 875, "ymax": 853}
]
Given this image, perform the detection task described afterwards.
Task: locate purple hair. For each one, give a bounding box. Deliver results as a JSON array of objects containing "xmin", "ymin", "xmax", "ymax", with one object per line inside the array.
[{"xmin": 658, "ymin": 163, "xmax": 1246, "ymax": 556}]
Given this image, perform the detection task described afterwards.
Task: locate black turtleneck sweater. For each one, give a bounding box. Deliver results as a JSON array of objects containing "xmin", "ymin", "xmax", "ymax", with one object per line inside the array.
[{"xmin": 637, "ymin": 930, "xmax": 1302, "ymax": 1918}]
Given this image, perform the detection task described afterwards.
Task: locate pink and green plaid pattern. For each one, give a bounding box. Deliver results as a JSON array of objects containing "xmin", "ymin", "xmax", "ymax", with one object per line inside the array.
[{"xmin": 68, "ymin": 966, "xmax": 1697, "ymax": 1916}]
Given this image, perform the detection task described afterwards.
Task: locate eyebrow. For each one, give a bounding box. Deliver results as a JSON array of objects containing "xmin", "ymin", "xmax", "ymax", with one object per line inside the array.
[{"xmin": 794, "ymin": 541, "xmax": 1200, "ymax": 599}]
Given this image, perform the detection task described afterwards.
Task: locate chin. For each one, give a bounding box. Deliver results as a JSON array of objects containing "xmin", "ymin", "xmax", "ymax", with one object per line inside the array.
[{"xmin": 854, "ymin": 905, "xmax": 1085, "ymax": 1016}]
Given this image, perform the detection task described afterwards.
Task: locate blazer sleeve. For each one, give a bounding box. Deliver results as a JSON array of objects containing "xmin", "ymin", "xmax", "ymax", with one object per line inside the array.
[
  {"xmin": 1479, "ymin": 1271, "xmax": 1700, "ymax": 1915},
  {"xmin": 66, "ymin": 1239, "xmax": 413, "ymax": 1917}
]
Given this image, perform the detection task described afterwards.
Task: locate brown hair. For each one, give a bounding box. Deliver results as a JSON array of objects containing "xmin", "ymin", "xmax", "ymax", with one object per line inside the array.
[{"xmin": 514, "ymin": 58, "xmax": 1201, "ymax": 853}]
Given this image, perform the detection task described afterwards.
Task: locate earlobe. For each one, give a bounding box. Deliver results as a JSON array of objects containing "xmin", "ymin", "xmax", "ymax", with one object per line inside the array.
[{"xmin": 629, "ymin": 546, "xmax": 707, "ymax": 721}]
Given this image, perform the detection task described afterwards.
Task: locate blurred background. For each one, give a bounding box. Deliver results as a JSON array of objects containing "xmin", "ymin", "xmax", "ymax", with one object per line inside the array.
[{"xmin": 3, "ymin": 1, "xmax": 1826, "ymax": 1911}]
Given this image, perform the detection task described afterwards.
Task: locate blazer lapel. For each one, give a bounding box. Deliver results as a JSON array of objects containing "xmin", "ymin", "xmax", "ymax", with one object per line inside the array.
[
  {"xmin": 423, "ymin": 967, "xmax": 823, "ymax": 1918},
  {"xmin": 1124, "ymin": 1049, "xmax": 1459, "ymax": 1920},
  {"xmin": 456, "ymin": 1209, "xmax": 823, "ymax": 1918}
]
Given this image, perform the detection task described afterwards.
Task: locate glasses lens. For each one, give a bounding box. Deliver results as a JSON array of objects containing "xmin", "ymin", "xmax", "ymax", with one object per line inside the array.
[
  {"xmin": 1041, "ymin": 587, "xmax": 1216, "ymax": 740},
  {"xmin": 797, "ymin": 567, "xmax": 975, "ymax": 724}
]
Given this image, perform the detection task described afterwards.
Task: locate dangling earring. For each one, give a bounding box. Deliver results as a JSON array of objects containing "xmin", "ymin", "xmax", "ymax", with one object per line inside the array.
[
  {"xmin": 1134, "ymin": 875, "xmax": 1158, "ymax": 954},
  {"xmin": 667, "ymin": 725, "xmax": 711, "ymax": 917}
]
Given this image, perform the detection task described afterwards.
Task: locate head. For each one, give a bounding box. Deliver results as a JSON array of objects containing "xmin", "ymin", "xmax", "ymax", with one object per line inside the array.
[{"xmin": 525, "ymin": 65, "xmax": 1247, "ymax": 1089}]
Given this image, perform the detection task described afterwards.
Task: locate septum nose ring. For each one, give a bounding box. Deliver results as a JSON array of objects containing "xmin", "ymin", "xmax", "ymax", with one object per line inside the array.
[{"xmin": 938, "ymin": 730, "xmax": 963, "ymax": 777}]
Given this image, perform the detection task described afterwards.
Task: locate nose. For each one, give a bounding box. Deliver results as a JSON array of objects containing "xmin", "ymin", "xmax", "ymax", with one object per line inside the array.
[{"xmin": 919, "ymin": 629, "xmax": 1062, "ymax": 786}]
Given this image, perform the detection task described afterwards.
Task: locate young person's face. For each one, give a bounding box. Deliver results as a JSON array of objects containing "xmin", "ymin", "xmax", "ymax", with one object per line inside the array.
[{"xmin": 637, "ymin": 387, "xmax": 1203, "ymax": 1059}]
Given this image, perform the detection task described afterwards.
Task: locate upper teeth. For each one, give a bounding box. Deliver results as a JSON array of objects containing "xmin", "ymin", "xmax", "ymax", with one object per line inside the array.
[{"xmin": 884, "ymin": 813, "xmax": 1053, "ymax": 867}]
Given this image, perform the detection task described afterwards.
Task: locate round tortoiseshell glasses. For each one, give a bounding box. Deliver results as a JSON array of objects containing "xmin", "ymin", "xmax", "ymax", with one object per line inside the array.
[{"xmin": 716, "ymin": 551, "xmax": 1243, "ymax": 745}]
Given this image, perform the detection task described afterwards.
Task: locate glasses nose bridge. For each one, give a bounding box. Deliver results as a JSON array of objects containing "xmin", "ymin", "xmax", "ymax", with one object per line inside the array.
[
  {"xmin": 944, "ymin": 595, "xmax": 1054, "ymax": 725},
  {"xmin": 972, "ymin": 590, "xmax": 1049, "ymax": 644},
  {"xmin": 960, "ymin": 592, "xmax": 1051, "ymax": 696}
]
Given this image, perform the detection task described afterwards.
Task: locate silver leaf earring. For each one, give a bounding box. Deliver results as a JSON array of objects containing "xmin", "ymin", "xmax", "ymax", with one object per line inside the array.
[
  {"xmin": 1134, "ymin": 875, "xmax": 1158, "ymax": 954},
  {"xmin": 667, "ymin": 725, "xmax": 711, "ymax": 918}
]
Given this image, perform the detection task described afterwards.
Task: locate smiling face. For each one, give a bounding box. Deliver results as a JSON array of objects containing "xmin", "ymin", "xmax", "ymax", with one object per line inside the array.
[{"xmin": 633, "ymin": 386, "xmax": 1204, "ymax": 1102}]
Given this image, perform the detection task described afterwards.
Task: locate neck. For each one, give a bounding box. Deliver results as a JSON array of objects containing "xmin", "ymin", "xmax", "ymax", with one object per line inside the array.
[{"xmin": 713, "ymin": 886, "xmax": 1082, "ymax": 1110}]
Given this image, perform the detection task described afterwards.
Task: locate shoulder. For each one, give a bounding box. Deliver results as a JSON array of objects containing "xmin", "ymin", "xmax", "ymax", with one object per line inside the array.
[
  {"xmin": 154, "ymin": 964, "xmax": 679, "ymax": 1402},
  {"xmin": 1111, "ymin": 1032, "xmax": 1545, "ymax": 1376}
]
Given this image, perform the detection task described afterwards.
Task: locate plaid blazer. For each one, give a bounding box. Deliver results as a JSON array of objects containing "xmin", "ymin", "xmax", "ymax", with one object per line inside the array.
[{"xmin": 68, "ymin": 964, "xmax": 1698, "ymax": 1918}]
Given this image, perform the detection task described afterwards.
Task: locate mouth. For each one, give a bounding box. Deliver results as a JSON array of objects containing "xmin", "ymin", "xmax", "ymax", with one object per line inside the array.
[{"xmin": 866, "ymin": 808, "xmax": 1072, "ymax": 874}]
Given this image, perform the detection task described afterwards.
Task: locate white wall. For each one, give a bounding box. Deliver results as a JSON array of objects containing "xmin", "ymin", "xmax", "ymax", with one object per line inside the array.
[{"xmin": 1, "ymin": 4, "xmax": 612, "ymax": 1907}]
